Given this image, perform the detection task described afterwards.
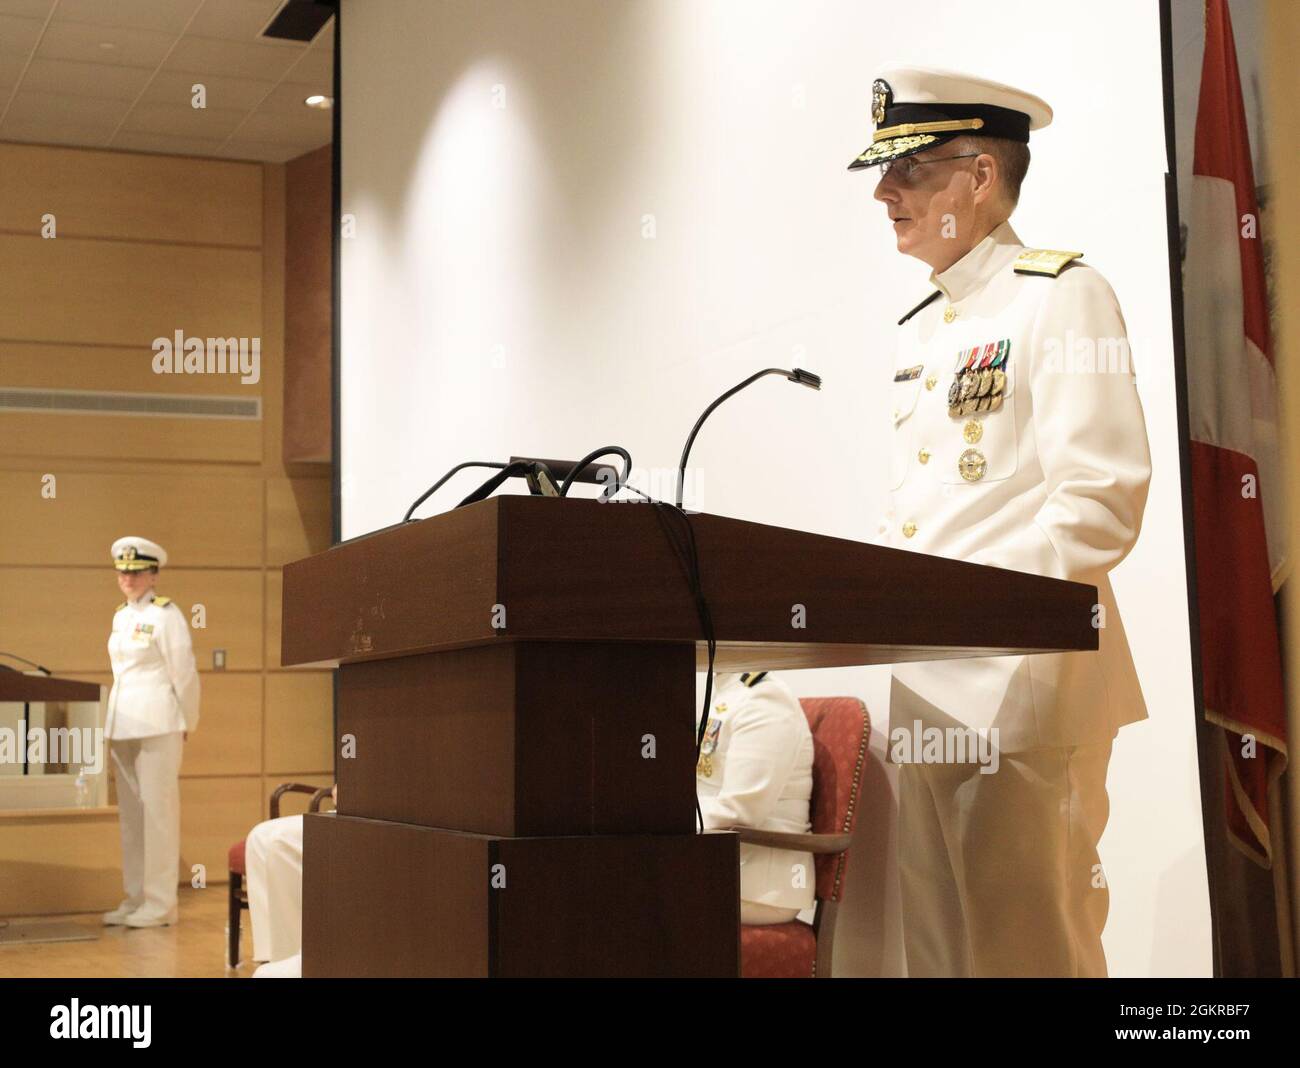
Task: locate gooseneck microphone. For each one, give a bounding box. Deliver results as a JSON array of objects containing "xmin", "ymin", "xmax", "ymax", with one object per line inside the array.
[
  {"xmin": 674, "ymin": 367, "xmax": 822, "ymax": 508},
  {"xmin": 0, "ymin": 652, "xmax": 52, "ymax": 675}
]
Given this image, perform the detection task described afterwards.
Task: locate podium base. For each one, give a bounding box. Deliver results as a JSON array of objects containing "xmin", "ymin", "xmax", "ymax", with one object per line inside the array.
[{"xmin": 302, "ymin": 814, "xmax": 740, "ymax": 977}]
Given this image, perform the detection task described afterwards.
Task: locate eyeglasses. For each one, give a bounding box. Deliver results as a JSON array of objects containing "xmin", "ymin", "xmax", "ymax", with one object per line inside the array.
[{"xmin": 878, "ymin": 152, "xmax": 979, "ymax": 184}]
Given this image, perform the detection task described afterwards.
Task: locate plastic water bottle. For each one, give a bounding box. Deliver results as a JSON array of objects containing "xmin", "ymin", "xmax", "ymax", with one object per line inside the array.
[{"xmin": 74, "ymin": 772, "xmax": 90, "ymax": 808}]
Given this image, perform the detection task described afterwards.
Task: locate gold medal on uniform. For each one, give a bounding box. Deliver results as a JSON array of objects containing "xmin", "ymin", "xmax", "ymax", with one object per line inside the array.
[
  {"xmin": 700, "ymin": 717, "xmax": 721, "ymax": 757},
  {"xmin": 949, "ymin": 346, "xmax": 979, "ymax": 417},
  {"xmin": 990, "ymin": 339, "xmax": 1011, "ymax": 396},
  {"xmin": 951, "ymin": 340, "xmax": 1011, "ymax": 419}
]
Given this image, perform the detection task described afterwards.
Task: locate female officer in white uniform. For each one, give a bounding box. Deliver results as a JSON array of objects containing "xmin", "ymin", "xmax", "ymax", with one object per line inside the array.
[{"xmin": 102, "ymin": 536, "xmax": 200, "ymax": 928}]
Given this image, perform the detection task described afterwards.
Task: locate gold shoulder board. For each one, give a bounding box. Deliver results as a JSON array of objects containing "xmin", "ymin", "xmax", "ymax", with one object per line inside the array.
[
  {"xmin": 154, "ymin": 596, "xmax": 172, "ymax": 607},
  {"xmin": 1013, "ymin": 248, "xmax": 1084, "ymax": 277},
  {"xmin": 740, "ymin": 671, "xmax": 769, "ymax": 688}
]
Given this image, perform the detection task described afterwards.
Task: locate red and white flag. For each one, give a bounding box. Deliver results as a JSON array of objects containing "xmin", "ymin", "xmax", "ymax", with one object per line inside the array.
[{"xmin": 1185, "ymin": 0, "xmax": 1289, "ymax": 866}]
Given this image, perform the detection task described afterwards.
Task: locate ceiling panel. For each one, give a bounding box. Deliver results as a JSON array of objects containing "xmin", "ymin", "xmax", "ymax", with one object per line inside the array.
[
  {"xmin": 121, "ymin": 101, "xmax": 249, "ymax": 139},
  {"xmin": 163, "ymin": 33, "xmax": 305, "ymax": 81},
  {"xmin": 139, "ymin": 68, "xmax": 276, "ymax": 112},
  {"xmin": 35, "ymin": 20, "xmax": 180, "ymax": 68},
  {"xmin": 0, "ymin": 51, "xmax": 29, "ymax": 92},
  {"xmin": 0, "ymin": 1, "xmax": 55, "ymax": 18},
  {"xmin": 0, "ymin": 13, "xmax": 47, "ymax": 55},
  {"xmin": 21, "ymin": 57, "xmax": 155, "ymax": 100},
  {"xmin": 51, "ymin": 0, "xmax": 203, "ymax": 34},
  {"xmin": 221, "ymin": 136, "xmax": 307, "ymax": 163},
  {"xmin": 1, "ymin": 116, "xmax": 115, "ymax": 146},
  {"xmin": 234, "ymin": 105, "xmax": 327, "ymax": 144},
  {"xmin": 0, "ymin": 0, "xmax": 334, "ymax": 162},
  {"xmin": 112, "ymin": 130, "xmax": 229, "ymax": 158},
  {"xmin": 257, "ymin": 79, "xmax": 331, "ymax": 114},
  {"xmin": 6, "ymin": 88, "xmax": 131, "ymax": 126}
]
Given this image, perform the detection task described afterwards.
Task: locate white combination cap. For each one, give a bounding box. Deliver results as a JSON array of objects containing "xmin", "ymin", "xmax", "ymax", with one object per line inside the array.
[{"xmin": 850, "ymin": 65, "xmax": 1053, "ymax": 171}]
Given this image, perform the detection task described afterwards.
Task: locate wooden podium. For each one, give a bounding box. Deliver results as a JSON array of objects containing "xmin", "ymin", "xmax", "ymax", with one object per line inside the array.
[{"xmin": 281, "ymin": 496, "xmax": 1099, "ymax": 977}]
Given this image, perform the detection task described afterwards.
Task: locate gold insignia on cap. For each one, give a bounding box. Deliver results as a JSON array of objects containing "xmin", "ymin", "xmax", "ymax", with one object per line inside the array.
[
  {"xmin": 871, "ymin": 78, "xmax": 891, "ymax": 125},
  {"xmin": 854, "ymin": 132, "xmax": 939, "ymax": 165},
  {"xmin": 958, "ymin": 448, "xmax": 987, "ymax": 482},
  {"xmin": 1013, "ymin": 248, "xmax": 1084, "ymax": 277}
]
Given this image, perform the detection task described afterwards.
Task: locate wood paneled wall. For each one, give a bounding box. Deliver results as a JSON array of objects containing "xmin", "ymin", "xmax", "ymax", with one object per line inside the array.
[
  {"xmin": 0, "ymin": 142, "xmax": 334, "ymax": 912},
  {"xmin": 284, "ymin": 144, "xmax": 333, "ymax": 465}
]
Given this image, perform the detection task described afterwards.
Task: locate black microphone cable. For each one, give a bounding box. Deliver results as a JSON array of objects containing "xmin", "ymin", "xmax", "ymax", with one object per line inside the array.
[
  {"xmin": 557, "ymin": 446, "xmax": 632, "ymax": 500},
  {"xmin": 651, "ymin": 499, "xmax": 717, "ymax": 834},
  {"xmin": 403, "ymin": 460, "xmax": 507, "ymax": 522}
]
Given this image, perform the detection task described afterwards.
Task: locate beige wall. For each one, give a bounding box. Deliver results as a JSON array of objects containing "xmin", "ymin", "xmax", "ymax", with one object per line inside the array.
[
  {"xmin": 0, "ymin": 142, "xmax": 333, "ymax": 913},
  {"xmin": 1267, "ymin": 0, "xmax": 1300, "ymax": 970}
]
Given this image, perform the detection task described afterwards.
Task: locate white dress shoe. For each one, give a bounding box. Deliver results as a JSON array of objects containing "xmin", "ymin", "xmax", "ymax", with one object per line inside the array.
[
  {"xmin": 123, "ymin": 909, "xmax": 178, "ymax": 928},
  {"xmin": 102, "ymin": 902, "xmax": 140, "ymax": 926}
]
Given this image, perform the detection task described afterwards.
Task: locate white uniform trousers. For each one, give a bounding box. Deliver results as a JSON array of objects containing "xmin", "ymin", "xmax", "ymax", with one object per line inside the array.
[
  {"xmin": 246, "ymin": 814, "xmax": 304, "ymax": 963},
  {"xmin": 898, "ymin": 738, "xmax": 1113, "ymax": 978},
  {"xmin": 110, "ymin": 732, "xmax": 184, "ymax": 923},
  {"xmin": 741, "ymin": 902, "xmax": 800, "ymax": 925},
  {"xmin": 254, "ymin": 952, "xmax": 303, "ymax": 977}
]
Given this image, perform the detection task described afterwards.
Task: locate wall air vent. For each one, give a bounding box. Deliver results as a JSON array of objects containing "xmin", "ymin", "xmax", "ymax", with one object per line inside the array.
[{"xmin": 0, "ymin": 388, "xmax": 262, "ymax": 420}]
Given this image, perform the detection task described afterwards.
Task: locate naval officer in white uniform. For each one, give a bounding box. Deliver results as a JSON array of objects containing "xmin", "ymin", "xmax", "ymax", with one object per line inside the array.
[
  {"xmin": 102, "ymin": 537, "xmax": 200, "ymax": 928},
  {"xmin": 849, "ymin": 68, "xmax": 1152, "ymax": 976},
  {"xmin": 697, "ymin": 671, "xmax": 815, "ymax": 925},
  {"xmin": 244, "ymin": 803, "xmax": 318, "ymax": 978}
]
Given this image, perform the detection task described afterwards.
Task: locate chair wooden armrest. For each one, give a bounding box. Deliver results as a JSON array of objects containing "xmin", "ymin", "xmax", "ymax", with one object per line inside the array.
[
  {"xmin": 309, "ymin": 787, "xmax": 335, "ymax": 813},
  {"xmin": 733, "ymin": 828, "xmax": 853, "ymax": 854},
  {"xmin": 269, "ymin": 782, "xmax": 328, "ymax": 819}
]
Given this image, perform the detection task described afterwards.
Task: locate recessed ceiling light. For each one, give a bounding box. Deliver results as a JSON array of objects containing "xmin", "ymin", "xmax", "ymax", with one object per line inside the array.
[{"xmin": 304, "ymin": 95, "xmax": 333, "ymax": 110}]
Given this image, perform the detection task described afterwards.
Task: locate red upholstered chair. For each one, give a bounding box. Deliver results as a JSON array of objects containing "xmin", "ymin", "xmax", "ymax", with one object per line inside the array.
[
  {"xmin": 737, "ymin": 696, "xmax": 870, "ymax": 978},
  {"xmin": 226, "ymin": 782, "xmax": 334, "ymax": 970}
]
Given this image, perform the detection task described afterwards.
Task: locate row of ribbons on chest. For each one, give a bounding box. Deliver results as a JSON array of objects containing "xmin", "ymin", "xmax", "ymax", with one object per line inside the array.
[
  {"xmin": 949, "ymin": 339, "xmax": 1010, "ymax": 417},
  {"xmin": 894, "ymin": 339, "xmax": 1012, "ymax": 419}
]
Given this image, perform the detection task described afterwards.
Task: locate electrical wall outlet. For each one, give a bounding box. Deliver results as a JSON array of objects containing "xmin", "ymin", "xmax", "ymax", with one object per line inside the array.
[{"xmin": 213, "ymin": 649, "xmax": 226, "ymax": 670}]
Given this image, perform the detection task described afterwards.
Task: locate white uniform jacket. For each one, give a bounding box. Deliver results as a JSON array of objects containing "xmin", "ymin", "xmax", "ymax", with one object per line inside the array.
[
  {"xmin": 881, "ymin": 221, "xmax": 1152, "ymax": 752},
  {"xmin": 696, "ymin": 672, "xmax": 815, "ymax": 912},
  {"xmin": 106, "ymin": 593, "xmax": 200, "ymax": 740}
]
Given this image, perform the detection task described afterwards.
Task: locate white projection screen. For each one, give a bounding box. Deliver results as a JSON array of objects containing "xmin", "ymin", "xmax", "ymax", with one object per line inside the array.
[{"xmin": 338, "ymin": 0, "xmax": 1210, "ymax": 976}]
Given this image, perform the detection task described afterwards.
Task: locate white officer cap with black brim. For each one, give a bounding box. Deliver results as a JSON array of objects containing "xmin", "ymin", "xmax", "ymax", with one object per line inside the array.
[
  {"xmin": 111, "ymin": 536, "xmax": 168, "ymax": 572},
  {"xmin": 848, "ymin": 65, "xmax": 1053, "ymax": 171}
]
